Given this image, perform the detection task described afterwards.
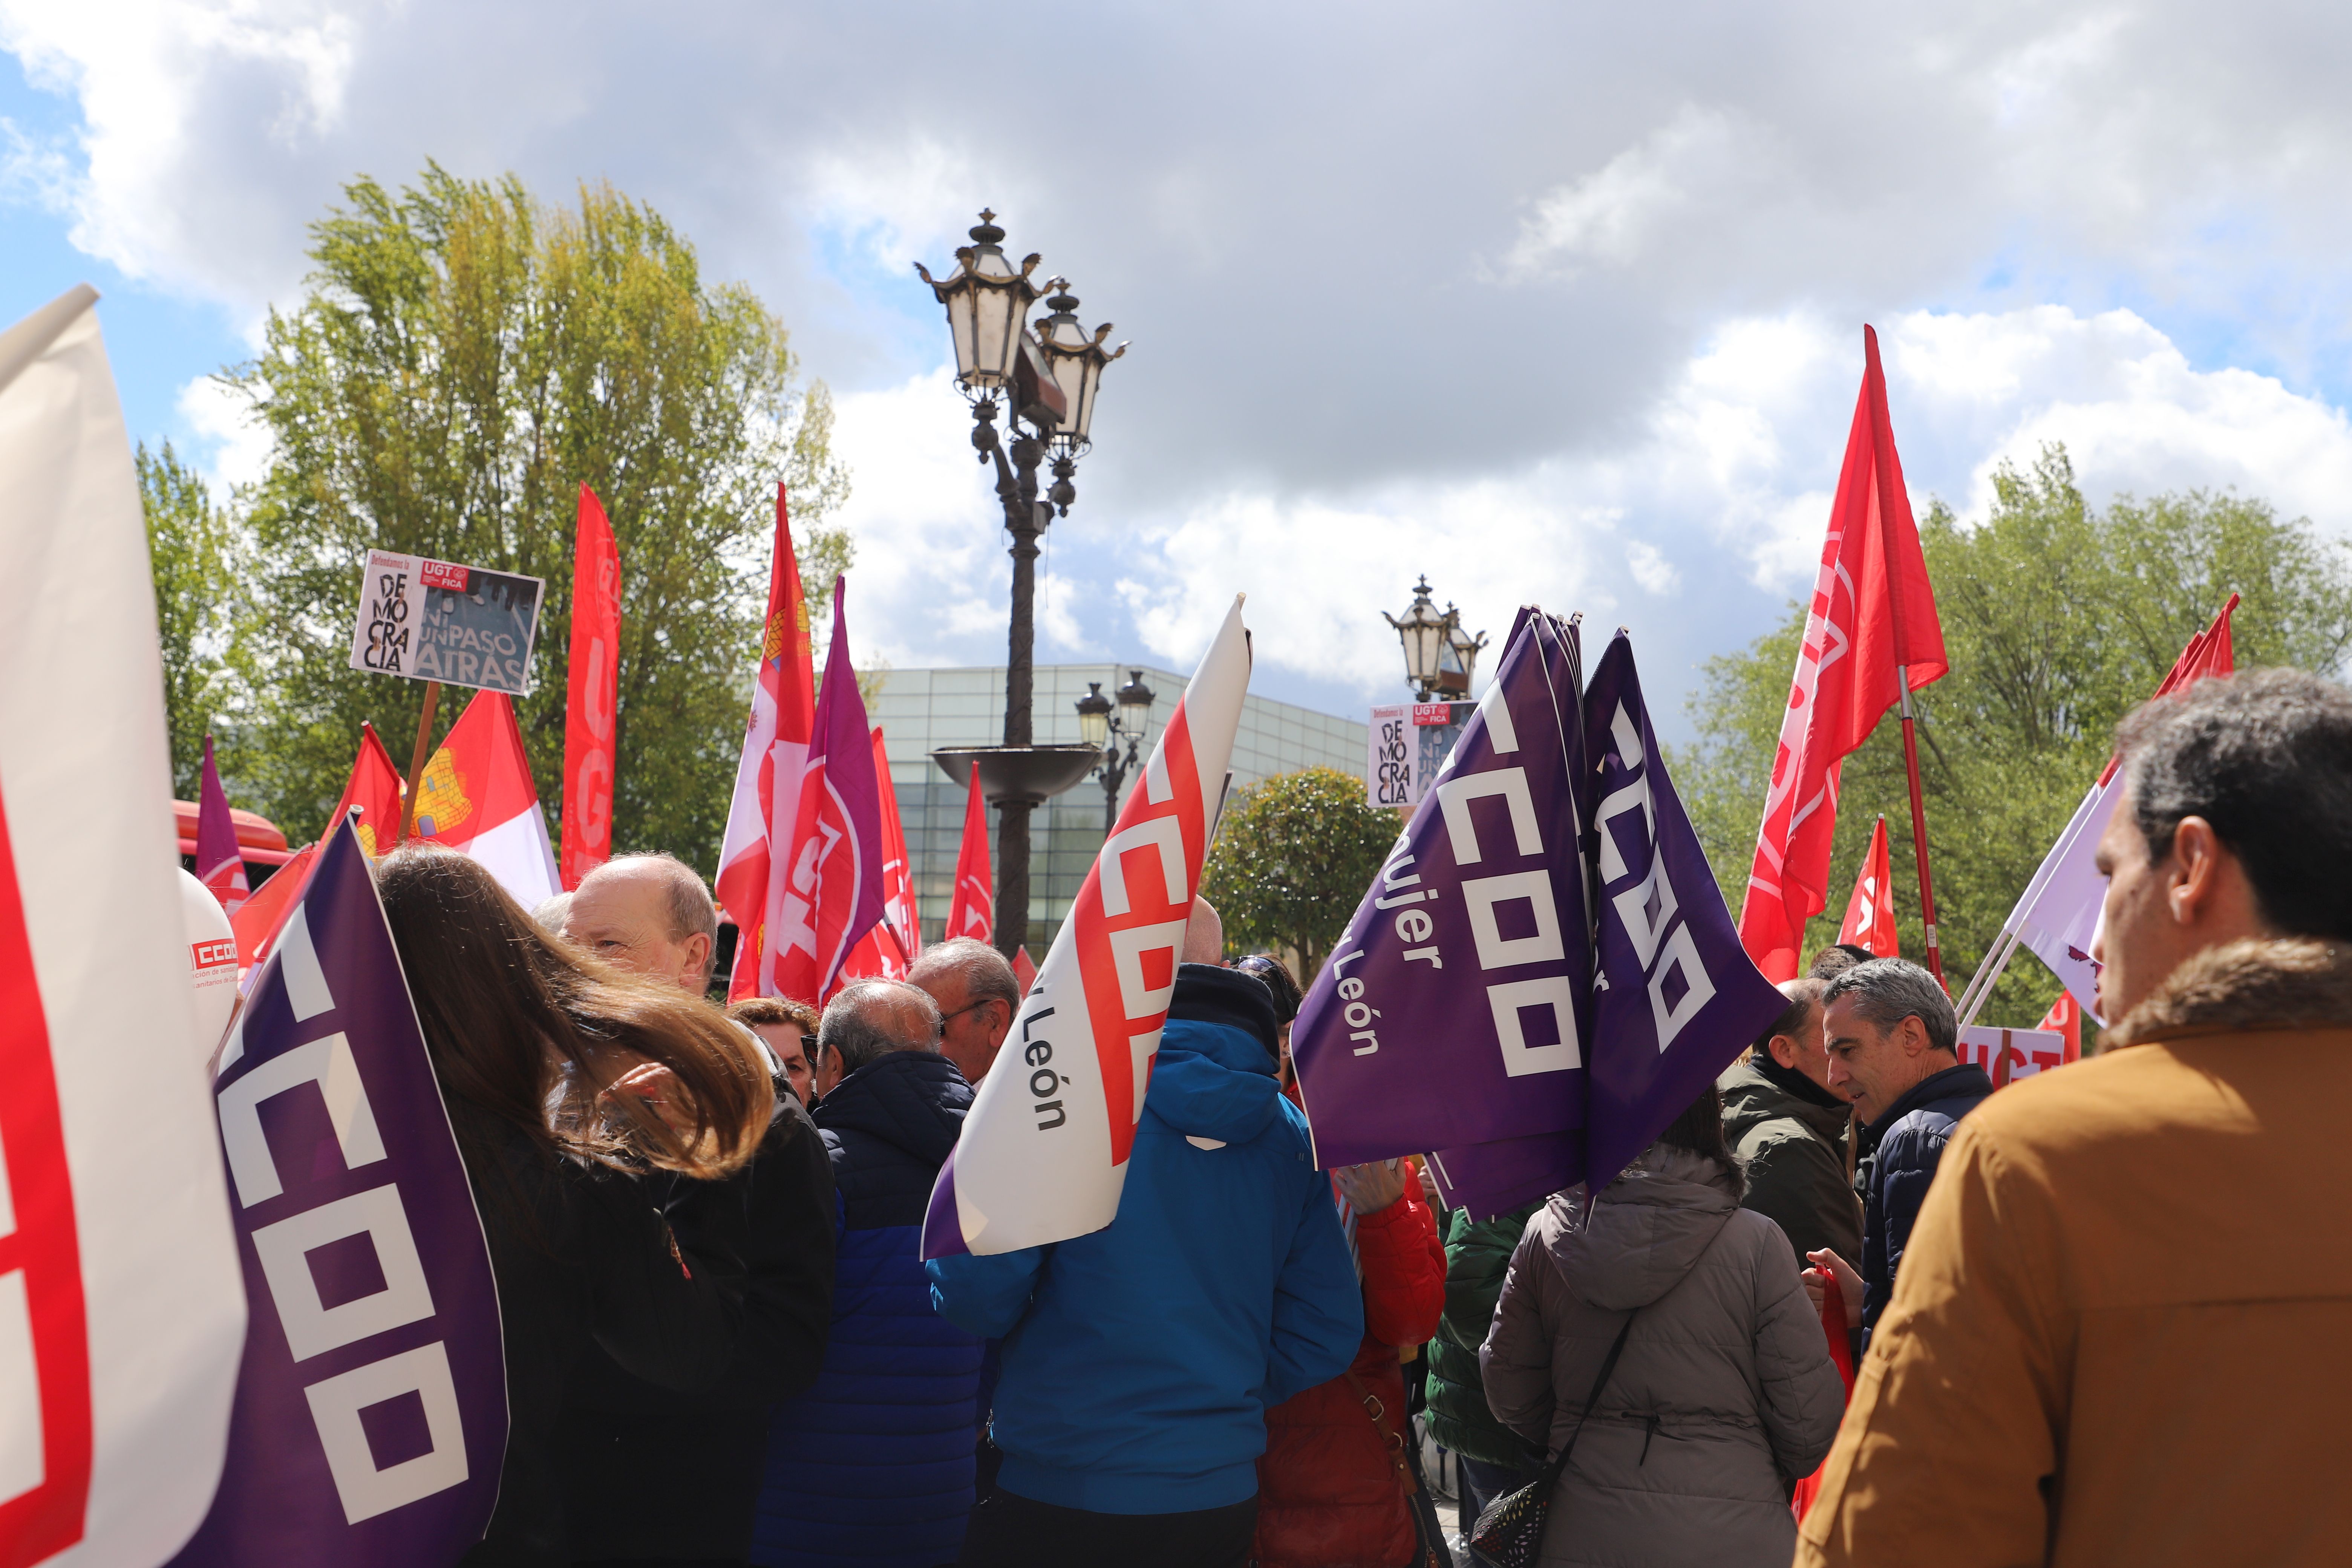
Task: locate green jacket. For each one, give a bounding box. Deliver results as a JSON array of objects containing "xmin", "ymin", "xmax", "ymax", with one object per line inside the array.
[
  {"xmin": 1718, "ymin": 1058, "xmax": 1862, "ymax": 1271},
  {"xmin": 1424, "ymin": 1202, "xmax": 1543, "ymax": 1467}
]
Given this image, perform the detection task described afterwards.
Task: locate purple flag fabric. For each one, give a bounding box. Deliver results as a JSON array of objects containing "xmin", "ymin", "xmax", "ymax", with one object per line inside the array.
[
  {"xmin": 172, "ymin": 819, "xmax": 506, "ymax": 1565},
  {"xmin": 195, "ymin": 732, "xmax": 248, "ymax": 908},
  {"xmin": 1293, "ymin": 608, "xmax": 1594, "ymax": 1190},
  {"xmin": 771, "ymin": 574, "xmax": 886, "ymax": 1002},
  {"xmin": 1581, "ymin": 631, "xmax": 1787, "ymax": 1193}
]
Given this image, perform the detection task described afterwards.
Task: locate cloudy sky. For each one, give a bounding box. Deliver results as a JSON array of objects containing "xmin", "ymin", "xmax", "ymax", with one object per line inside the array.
[{"xmin": 6, "ymin": 0, "xmax": 2350, "ymax": 736}]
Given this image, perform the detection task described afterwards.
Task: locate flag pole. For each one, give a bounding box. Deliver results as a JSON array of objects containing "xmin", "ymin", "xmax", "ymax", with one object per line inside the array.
[
  {"xmin": 398, "ymin": 679, "xmax": 442, "ymax": 843},
  {"xmin": 1894, "ymin": 674, "xmax": 1944, "ymax": 988}
]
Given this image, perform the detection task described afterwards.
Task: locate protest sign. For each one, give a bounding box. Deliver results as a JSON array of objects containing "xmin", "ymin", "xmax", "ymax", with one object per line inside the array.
[
  {"xmin": 348, "ymin": 550, "xmax": 544, "ymax": 696},
  {"xmin": 173, "ymin": 820, "xmax": 506, "ymax": 1565},
  {"xmin": 1364, "ymin": 699, "xmax": 1474, "ymax": 809},
  {"xmin": 1956, "ymin": 1025, "xmax": 2068, "ymax": 1089}
]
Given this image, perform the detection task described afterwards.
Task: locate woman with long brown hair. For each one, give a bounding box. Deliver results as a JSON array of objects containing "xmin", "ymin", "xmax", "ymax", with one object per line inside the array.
[{"xmin": 373, "ymin": 845, "xmax": 776, "ymax": 1565}]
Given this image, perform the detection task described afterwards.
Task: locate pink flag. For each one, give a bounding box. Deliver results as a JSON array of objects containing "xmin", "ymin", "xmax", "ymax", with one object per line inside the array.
[
  {"xmin": 194, "ymin": 734, "xmax": 248, "ymax": 914},
  {"xmin": 719, "ymin": 488, "xmax": 818, "ymax": 1000},
  {"xmin": 842, "ymin": 727, "xmax": 919, "ymax": 981},
  {"xmin": 759, "ymin": 579, "xmax": 885, "ymax": 1004}
]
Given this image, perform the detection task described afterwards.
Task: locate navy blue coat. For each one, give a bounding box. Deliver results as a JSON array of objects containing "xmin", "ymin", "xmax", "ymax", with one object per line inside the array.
[
  {"xmin": 1857, "ymin": 1060, "xmax": 1992, "ymax": 1346},
  {"xmin": 752, "ymin": 1050, "xmax": 983, "ymax": 1568}
]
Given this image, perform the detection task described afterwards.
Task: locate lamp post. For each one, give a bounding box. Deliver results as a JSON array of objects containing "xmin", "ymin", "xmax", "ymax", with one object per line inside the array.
[
  {"xmin": 1385, "ymin": 576, "xmax": 1487, "ymax": 700},
  {"xmin": 919, "ymin": 213, "xmax": 1127, "ymax": 958},
  {"xmin": 1074, "ymin": 669, "xmax": 1156, "ymax": 832}
]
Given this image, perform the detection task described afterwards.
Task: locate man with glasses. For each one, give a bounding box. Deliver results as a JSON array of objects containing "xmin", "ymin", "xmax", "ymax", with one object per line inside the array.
[{"xmin": 908, "ymin": 937, "xmax": 1022, "ymax": 1083}]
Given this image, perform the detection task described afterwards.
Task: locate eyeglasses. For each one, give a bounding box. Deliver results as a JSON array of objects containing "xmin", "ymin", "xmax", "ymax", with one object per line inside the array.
[
  {"xmin": 799, "ymin": 1033, "xmax": 818, "ymax": 1054},
  {"xmin": 936, "ymin": 999, "xmax": 1000, "ymax": 1035}
]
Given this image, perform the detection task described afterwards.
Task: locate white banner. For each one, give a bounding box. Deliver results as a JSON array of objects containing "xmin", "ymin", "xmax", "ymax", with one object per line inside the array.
[{"xmin": 0, "ymin": 286, "xmax": 246, "ymax": 1566}]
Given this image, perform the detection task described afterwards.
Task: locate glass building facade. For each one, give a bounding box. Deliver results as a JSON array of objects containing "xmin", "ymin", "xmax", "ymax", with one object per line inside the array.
[{"xmin": 869, "ymin": 663, "xmax": 1368, "ymax": 950}]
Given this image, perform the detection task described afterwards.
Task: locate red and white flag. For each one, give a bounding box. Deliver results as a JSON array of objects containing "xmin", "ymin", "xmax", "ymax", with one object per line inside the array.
[
  {"xmin": 2039, "ymin": 991, "xmax": 2082, "ymax": 1064},
  {"xmin": 945, "ymin": 761, "xmax": 992, "ymax": 945},
  {"xmin": 1972, "ymin": 596, "xmax": 2236, "ymax": 1023},
  {"xmin": 842, "ymin": 727, "xmax": 920, "ymax": 982},
  {"xmin": 756, "ymin": 579, "xmax": 886, "ymax": 1005},
  {"xmin": 925, "ymin": 598, "xmax": 1252, "ymax": 1257},
  {"xmin": 331, "ymin": 720, "xmax": 407, "ymax": 859},
  {"xmin": 1834, "ymin": 816, "xmax": 1899, "ymax": 960},
  {"xmin": 719, "ymin": 488, "xmax": 818, "ymax": 999},
  {"xmin": 412, "ymin": 689, "xmax": 562, "ymax": 909},
  {"xmin": 194, "ymin": 735, "xmax": 248, "ymax": 915},
  {"xmin": 0, "ymin": 284, "xmax": 245, "ymax": 1565},
  {"xmin": 561, "ymin": 484, "xmax": 621, "ymax": 890},
  {"xmin": 1738, "ymin": 326, "xmax": 1947, "ymax": 982}
]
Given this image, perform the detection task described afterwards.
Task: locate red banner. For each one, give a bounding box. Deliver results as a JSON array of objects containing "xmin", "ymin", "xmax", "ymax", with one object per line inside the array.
[{"xmin": 561, "ymin": 485, "xmax": 621, "ymax": 890}]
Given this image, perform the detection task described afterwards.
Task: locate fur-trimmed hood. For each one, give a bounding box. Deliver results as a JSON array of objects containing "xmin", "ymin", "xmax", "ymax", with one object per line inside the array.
[{"xmin": 2104, "ymin": 937, "xmax": 2352, "ymax": 1049}]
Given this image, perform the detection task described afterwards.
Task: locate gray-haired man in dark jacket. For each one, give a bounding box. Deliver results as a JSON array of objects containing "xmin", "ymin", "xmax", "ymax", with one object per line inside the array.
[{"xmin": 1805, "ymin": 959, "xmax": 1991, "ymax": 1351}]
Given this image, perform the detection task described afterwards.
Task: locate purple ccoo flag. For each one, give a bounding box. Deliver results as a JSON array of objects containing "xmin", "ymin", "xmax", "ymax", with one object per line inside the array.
[
  {"xmin": 1292, "ymin": 608, "xmax": 1594, "ymax": 1192},
  {"xmin": 1580, "ymin": 629, "xmax": 1786, "ymax": 1193},
  {"xmin": 172, "ymin": 818, "xmax": 506, "ymax": 1566}
]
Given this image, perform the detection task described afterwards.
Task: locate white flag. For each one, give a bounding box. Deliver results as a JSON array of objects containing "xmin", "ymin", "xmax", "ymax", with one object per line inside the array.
[
  {"xmin": 0, "ymin": 286, "xmax": 246, "ymax": 1565},
  {"xmin": 924, "ymin": 599, "xmax": 1252, "ymax": 1257}
]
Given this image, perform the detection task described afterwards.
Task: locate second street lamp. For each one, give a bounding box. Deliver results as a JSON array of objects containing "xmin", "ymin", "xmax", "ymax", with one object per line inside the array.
[
  {"xmin": 1385, "ymin": 575, "xmax": 1488, "ymax": 701},
  {"xmin": 1074, "ymin": 669, "xmax": 1155, "ymax": 832},
  {"xmin": 917, "ymin": 212, "xmax": 1124, "ymax": 958}
]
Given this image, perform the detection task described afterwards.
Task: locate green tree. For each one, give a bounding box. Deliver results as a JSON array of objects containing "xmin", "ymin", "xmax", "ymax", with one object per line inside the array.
[
  {"xmin": 1678, "ymin": 446, "xmax": 2352, "ymax": 1034},
  {"xmin": 139, "ymin": 441, "xmax": 236, "ymax": 797},
  {"xmin": 221, "ymin": 165, "xmax": 850, "ymax": 864},
  {"xmin": 1201, "ymin": 766, "xmax": 1398, "ymax": 981}
]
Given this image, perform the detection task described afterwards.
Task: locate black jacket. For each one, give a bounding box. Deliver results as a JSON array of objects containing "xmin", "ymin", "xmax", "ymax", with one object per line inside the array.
[
  {"xmin": 448, "ymin": 1101, "xmax": 759, "ymax": 1568},
  {"xmin": 1720, "ymin": 1058, "xmax": 1862, "ymax": 1270},
  {"xmin": 556, "ymin": 1090, "xmax": 837, "ymax": 1561},
  {"xmin": 755, "ymin": 1049, "xmax": 984, "ymax": 1568},
  {"xmin": 1856, "ymin": 1061, "xmax": 1992, "ymax": 1346}
]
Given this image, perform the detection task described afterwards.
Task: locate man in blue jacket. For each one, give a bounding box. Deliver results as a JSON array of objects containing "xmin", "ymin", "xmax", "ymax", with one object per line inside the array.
[
  {"xmin": 926, "ymin": 924, "xmax": 1363, "ymax": 1568},
  {"xmin": 1807, "ymin": 957, "xmax": 1992, "ymax": 1351},
  {"xmin": 753, "ymin": 980, "xmax": 985, "ymax": 1568}
]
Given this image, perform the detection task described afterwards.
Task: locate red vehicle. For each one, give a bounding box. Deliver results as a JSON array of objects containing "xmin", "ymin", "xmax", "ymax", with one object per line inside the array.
[{"xmin": 172, "ymin": 800, "xmax": 296, "ymax": 887}]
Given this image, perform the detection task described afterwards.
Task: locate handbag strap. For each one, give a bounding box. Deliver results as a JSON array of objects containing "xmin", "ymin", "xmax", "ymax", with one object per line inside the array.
[
  {"xmin": 1341, "ymin": 1367, "xmax": 1444, "ymax": 1568},
  {"xmin": 1533, "ymin": 1312, "xmax": 1636, "ymax": 1493}
]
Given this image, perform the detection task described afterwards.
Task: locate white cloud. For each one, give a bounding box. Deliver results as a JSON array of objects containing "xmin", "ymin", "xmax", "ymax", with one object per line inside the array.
[{"xmin": 174, "ymin": 372, "xmax": 271, "ymax": 492}]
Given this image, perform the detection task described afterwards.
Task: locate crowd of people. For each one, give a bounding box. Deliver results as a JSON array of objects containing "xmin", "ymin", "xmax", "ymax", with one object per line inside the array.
[{"xmin": 377, "ymin": 665, "xmax": 2352, "ymax": 1566}]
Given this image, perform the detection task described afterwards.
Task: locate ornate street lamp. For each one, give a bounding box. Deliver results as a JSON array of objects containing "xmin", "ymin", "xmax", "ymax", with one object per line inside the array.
[
  {"xmin": 1436, "ymin": 605, "xmax": 1489, "ymax": 697},
  {"xmin": 918, "ymin": 213, "xmax": 1123, "ymax": 958},
  {"xmin": 1074, "ymin": 669, "xmax": 1156, "ymax": 832},
  {"xmin": 1384, "ymin": 576, "xmax": 1451, "ymax": 700}
]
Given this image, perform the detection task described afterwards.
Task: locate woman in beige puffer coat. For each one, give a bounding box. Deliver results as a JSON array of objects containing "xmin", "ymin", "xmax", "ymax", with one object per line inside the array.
[{"xmin": 1479, "ymin": 1088, "xmax": 1844, "ymax": 1566}]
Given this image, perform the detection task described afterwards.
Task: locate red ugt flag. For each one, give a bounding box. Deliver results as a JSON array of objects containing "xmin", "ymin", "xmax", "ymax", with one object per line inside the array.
[
  {"xmin": 945, "ymin": 761, "xmax": 992, "ymax": 945},
  {"xmin": 720, "ymin": 487, "xmax": 818, "ymax": 999},
  {"xmin": 562, "ymin": 484, "xmax": 622, "ymax": 889},
  {"xmin": 842, "ymin": 726, "xmax": 920, "ymax": 981},
  {"xmin": 1738, "ymin": 325, "xmax": 1946, "ymax": 982},
  {"xmin": 1834, "ymin": 816, "xmax": 1899, "ymax": 960}
]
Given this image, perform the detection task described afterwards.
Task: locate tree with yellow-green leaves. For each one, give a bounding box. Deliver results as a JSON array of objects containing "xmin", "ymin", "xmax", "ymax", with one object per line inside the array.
[
  {"xmin": 1202, "ymin": 766, "xmax": 1399, "ymax": 982},
  {"xmin": 196, "ymin": 164, "xmax": 850, "ymax": 868}
]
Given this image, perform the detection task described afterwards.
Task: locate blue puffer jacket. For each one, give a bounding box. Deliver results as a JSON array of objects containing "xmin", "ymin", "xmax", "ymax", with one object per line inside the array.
[
  {"xmin": 752, "ymin": 1050, "xmax": 983, "ymax": 1568},
  {"xmin": 926, "ymin": 965, "xmax": 1364, "ymax": 1516},
  {"xmin": 1857, "ymin": 1060, "xmax": 1992, "ymax": 1348}
]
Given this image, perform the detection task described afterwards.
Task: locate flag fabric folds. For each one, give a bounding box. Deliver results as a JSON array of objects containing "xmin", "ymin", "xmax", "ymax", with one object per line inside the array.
[
  {"xmin": 924, "ymin": 598, "xmax": 1253, "ymax": 1259},
  {"xmin": 1834, "ymin": 816, "xmax": 1899, "ymax": 960},
  {"xmin": 1293, "ymin": 609, "xmax": 1596, "ymax": 1192},
  {"xmin": 412, "ymin": 690, "xmax": 561, "ymax": 910},
  {"xmin": 1011, "ymin": 945, "xmax": 1036, "ymax": 992},
  {"xmin": 945, "ymin": 762, "xmax": 993, "ymax": 945},
  {"xmin": 718, "ymin": 487, "xmax": 818, "ymax": 999},
  {"xmin": 331, "ymin": 723, "xmax": 407, "ymax": 860},
  {"xmin": 842, "ymin": 727, "xmax": 920, "ymax": 982},
  {"xmin": 1964, "ymin": 595, "xmax": 2237, "ymax": 1023},
  {"xmin": 762, "ymin": 579, "xmax": 886, "ymax": 1006},
  {"xmin": 1582, "ymin": 632, "xmax": 1789, "ymax": 1194},
  {"xmin": 173, "ymin": 821, "xmax": 507, "ymax": 1565},
  {"xmin": 2039, "ymin": 992, "xmax": 2082, "ymax": 1063},
  {"xmin": 561, "ymin": 484, "xmax": 621, "ymax": 891},
  {"xmin": 0, "ymin": 282, "xmax": 245, "ymax": 1567},
  {"xmin": 1738, "ymin": 325, "xmax": 1946, "ymax": 983},
  {"xmin": 196, "ymin": 735, "xmax": 250, "ymax": 914}
]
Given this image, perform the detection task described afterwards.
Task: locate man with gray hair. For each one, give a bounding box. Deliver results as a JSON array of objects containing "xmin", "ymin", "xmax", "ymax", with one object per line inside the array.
[
  {"xmin": 562, "ymin": 852, "xmax": 721, "ymax": 993},
  {"xmin": 1805, "ymin": 957, "xmax": 1989, "ymax": 1352},
  {"xmin": 753, "ymin": 980, "xmax": 986, "ymax": 1568},
  {"xmin": 907, "ymin": 937, "xmax": 1022, "ymax": 1083}
]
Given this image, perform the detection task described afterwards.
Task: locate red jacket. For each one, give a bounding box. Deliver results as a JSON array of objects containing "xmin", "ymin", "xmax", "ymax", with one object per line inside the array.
[{"xmin": 1254, "ymin": 1169, "xmax": 1447, "ymax": 1568}]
